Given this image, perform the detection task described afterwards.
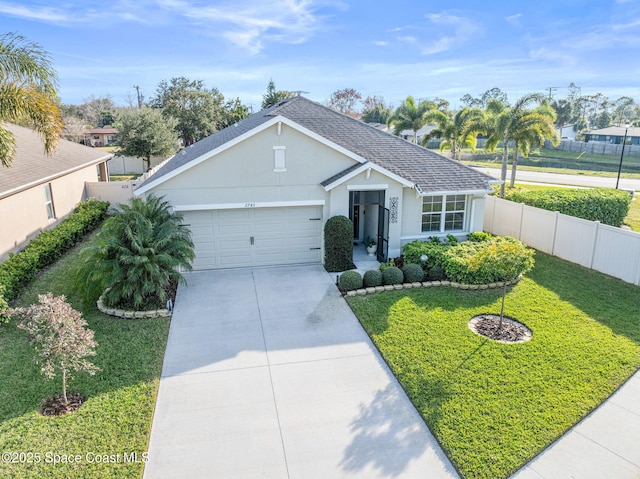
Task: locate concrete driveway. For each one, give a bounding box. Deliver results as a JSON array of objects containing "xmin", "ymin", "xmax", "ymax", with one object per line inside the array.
[{"xmin": 143, "ymin": 265, "xmax": 458, "ymax": 479}]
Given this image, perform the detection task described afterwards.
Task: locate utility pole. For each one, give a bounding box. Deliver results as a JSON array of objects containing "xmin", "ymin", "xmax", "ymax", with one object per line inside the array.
[
  {"xmin": 546, "ymin": 87, "xmax": 558, "ymax": 100},
  {"xmin": 133, "ymin": 85, "xmax": 143, "ymax": 108}
]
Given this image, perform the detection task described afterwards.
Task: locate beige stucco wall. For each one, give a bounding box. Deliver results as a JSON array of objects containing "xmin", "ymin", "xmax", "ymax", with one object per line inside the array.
[
  {"xmin": 400, "ymin": 190, "xmax": 488, "ymax": 250},
  {"xmin": 0, "ymin": 165, "xmax": 98, "ymax": 260},
  {"xmin": 150, "ymin": 123, "xmax": 354, "ymax": 205}
]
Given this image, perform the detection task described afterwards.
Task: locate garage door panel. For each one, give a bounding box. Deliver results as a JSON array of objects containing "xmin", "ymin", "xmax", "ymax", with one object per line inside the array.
[{"xmin": 183, "ymin": 206, "xmax": 322, "ymax": 270}]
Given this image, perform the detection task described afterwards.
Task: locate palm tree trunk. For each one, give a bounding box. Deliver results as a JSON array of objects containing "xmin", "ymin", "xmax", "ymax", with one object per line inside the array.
[
  {"xmin": 509, "ymin": 141, "xmax": 518, "ymax": 188},
  {"xmin": 452, "ymin": 138, "xmax": 457, "ymax": 160},
  {"xmin": 498, "ymin": 282, "xmax": 507, "ymax": 332},
  {"xmin": 500, "ymin": 143, "xmax": 509, "ymax": 197}
]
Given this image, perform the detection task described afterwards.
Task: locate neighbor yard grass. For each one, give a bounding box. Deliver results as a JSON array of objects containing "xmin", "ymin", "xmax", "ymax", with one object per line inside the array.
[
  {"xmin": 346, "ymin": 252, "xmax": 640, "ymax": 479},
  {"xmin": 0, "ymin": 231, "xmax": 170, "ymax": 479}
]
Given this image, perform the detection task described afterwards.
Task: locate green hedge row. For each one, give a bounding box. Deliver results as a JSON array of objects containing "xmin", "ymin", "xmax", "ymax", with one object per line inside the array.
[
  {"xmin": 503, "ymin": 188, "xmax": 631, "ymax": 227},
  {"xmin": 401, "ymin": 234, "xmax": 535, "ymax": 285},
  {"xmin": 0, "ymin": 198, "xmax": 109, "ymax": 302}
]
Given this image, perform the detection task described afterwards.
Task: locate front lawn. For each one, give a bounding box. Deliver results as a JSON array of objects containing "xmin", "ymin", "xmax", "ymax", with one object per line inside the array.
[
  {"xmin": 0, "ymin": 232, "xmax": 170, "ymax": 478},
  {"xmin": 347, "ymin": 252, "xmax": 640, "ymax": 479}
]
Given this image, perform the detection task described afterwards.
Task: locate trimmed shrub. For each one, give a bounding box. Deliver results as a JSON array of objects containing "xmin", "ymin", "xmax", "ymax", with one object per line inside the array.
[
  {"xmin": 0, "ymin": 285, "xmax": 8, "ymax": 324},
  {"xmin": 442, "ymin": 236, "xmax": 534, "ymax": 285},
  {"xmin": 402, "ymin": 238, "xmax": 449, "ymax": 271},
  {"xmin": 427, "ymin": 265, "xmax": 446, "ymax": 281},
  {"xmin": 382, "ymin": 266, "xmax": 404, "ymax": 285},
  {"xmin": 403, "ymin": 263, "xmax": 424, "ymax": 283},
  {"xmin": 504, "ymin": 188, "xmax": 631, "ymax": 227},
  {"xmin": 363, "ymin": 269, "xmax": 383, "ymax": 287},
  {"xmin": 324, "ymin": 215, "xmax": 355, "ymax": 272},
  {"xmin": 467, "ymin": 231, "xmax": 493, "ymax": 242},
  {"xmin": 0, "ymin": 199, "xmax": 109, "ymax": 302},
  {"xmin": 339, "ymin": 271, "xmax": 363, "ymax": 291}
]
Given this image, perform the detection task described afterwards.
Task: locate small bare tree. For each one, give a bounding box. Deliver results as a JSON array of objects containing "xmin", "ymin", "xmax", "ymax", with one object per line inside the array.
[{"xmin": 11, "ymin": 293, "xmax": 99, "ymax": 407}]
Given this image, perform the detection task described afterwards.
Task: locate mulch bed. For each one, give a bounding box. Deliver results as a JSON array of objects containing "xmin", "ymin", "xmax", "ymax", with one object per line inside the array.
[
  {"xmin": 469, "ymin": 314, "xmax": 532, "ymax": 343},
  {"xmin": 40, "ymin": 392, "xmax": 86, "ymax": 417}
]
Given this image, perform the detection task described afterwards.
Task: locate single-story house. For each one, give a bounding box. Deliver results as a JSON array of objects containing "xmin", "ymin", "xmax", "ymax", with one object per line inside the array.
[
  {"xmin": 0, "ymin": 123, "xmax": 112, "ymax": 261},
  {"xmin": 558, "ymin": 124, "xmax": 576, "ymax": 140},
  {"xmin": 85, "ymin": 125, "xmax": 118, "ymax": 147},
  {"xmin": 584, "ymin": 126, "xmax": 640, "ymax": 145},
  {"xmin": 134, "ymin": 97, "xmax": 495, "ymax": 270}
]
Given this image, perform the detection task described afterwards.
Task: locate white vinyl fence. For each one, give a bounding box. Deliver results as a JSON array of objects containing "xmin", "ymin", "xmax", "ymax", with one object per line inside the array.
[
  {"xmin": 484, "ymin": 196, "xmax": 640, "ymax": 286},
  {"xmin": 85, "ymin": 180, "xmax": 140, "ymax": 205}
]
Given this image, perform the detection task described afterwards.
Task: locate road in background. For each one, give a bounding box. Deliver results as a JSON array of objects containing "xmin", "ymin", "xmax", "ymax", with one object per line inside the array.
[{"xmin": 470, "ymin": 167, "xmax": 640, "ymax": 191}]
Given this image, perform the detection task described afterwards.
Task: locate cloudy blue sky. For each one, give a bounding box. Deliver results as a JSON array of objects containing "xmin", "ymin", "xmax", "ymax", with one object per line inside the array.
[{"xmin": 2, "ymin": 0, "xmax": 639, "ymax": 110}]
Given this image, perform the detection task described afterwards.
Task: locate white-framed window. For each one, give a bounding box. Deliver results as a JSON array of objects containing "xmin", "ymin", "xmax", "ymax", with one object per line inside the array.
[
  {"xmin": 421, "ymin": 194, "xmax": 466, "ymax": 233},
  {"xmin": 273, "ymin": 146, "xmax": 286, "ymax": 172},
  {"xmin": 44, "ymin": 183, "xmax": 56, "ymax": 220}
]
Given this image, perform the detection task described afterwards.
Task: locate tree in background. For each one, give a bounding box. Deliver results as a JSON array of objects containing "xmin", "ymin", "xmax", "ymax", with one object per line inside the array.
[
  {"xmin": 327, "ymin": 88, "xmax": 362, "ymax": 117},
  {"xmin": 0, "ymin": 32, "xmax": 64, "ymax": 167},
  {"xmin": 218, "ymin": 97, "xmax": 250, "ymax": 129},
  {"xmin": 114, "ymin": 107, "xmax": 179, "ymax": 171},
  {"xmin": 387, "ymin": 96, "xmax": 434, "ymax": 143},
  {"xmin": 422, "ymin": 107, "xmax": 484, "ymax": 160},
  {"xmin": 483, "ymin": 93, "xmax": 547, "ymax": 196},
  {"xmin": 261, "ymin": 79, "xmax": 294, "ymax": 109},
  {"xmin": 507, "ymin": 102, "xmax": 559, "ymax": 187},
  {"xmin": 150, "ymin": 77, "xmax": 225, "ymax": 146},
  {"xmin": 63, "ymin": 116, "xmax": 88, "ymax": 143},
  {"xmin": 361, "ymin": 95, "xmax": 393, "ymax": 124},
  {"xmin": 460, "ymin": 87, "xmax": 508, "ymax": 109},
  {"xmin": 80, "ymin": 94, "xmax": 117, "ymax": 127}
]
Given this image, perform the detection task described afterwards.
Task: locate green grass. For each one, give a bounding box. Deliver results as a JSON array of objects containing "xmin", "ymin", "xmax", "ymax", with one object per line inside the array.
[
  {"xmin": 109, "ymin": 174, "xmax": 139, "ymax": 181},
  {"xmin": 0, "ymin": 231, "xmax": 170, "ymax": 478},
  {"xmin": 346, "ymin": 252, "xmax": 640, "ymax": 479},
  {"xmin": 458, "ymin": 146, "xmax": 640, "ymax": 180}
]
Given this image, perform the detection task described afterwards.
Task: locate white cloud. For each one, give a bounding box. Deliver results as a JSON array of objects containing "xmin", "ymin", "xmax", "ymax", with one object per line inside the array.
[
  {"xmin": 420, "ymin": 12, "xmax": 481, "ymax": 55},
  {"xmin": 505, "ymin": 13, "xmax": 522, "ymax": 27},
  {"xmin": 0, "ymin": 2, "xmax": 74, "ymax": 23},
  {"xmin": 373, "ymin": 40, "xmax": 388, "ymax": 46},
  {"xmin": 159, "ymin": 0, "xmax": 332, "ymax": 54}
]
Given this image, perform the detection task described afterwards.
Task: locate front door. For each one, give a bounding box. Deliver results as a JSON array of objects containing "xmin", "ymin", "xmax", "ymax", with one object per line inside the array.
[{"xmin": 377, "ymin": 206, "xmax": 389, "ymax": 263}]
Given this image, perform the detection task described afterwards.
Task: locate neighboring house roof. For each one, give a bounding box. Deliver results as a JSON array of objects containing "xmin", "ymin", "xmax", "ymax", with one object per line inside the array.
[
  {"xmin": 587, "ymin": 126, "xmax": 640, "ymax": 137},
  {"xmin": 398, "ymin": 124, "xmax": 437, "ymax": 138},
  {"xmin": 85, "ymin": 126, "xmax": 118, "ymax": 135},
  {"xmin": 137, "ymin": 96, "xmax": 494, "ymax": 195},
  {"xmin": 0, "ymin": 123, "xmax": 113, "ymax": 200}
]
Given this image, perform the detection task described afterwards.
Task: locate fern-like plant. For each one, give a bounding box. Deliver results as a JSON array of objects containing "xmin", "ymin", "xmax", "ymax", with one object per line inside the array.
[{"xmin": 77, "ymin": 195, "xmax": 195, "ymax": 310}]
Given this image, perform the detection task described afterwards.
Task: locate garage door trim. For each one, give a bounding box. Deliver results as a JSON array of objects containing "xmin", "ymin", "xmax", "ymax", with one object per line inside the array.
[{"xmin": 174, "ymin": 199, "xmax": 325, "ymax": 212}]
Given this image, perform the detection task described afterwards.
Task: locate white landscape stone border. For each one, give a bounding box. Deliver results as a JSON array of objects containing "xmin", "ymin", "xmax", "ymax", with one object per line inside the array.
[
  {"xmin": 96, "ymin": 291, "xmax": 172, "ymax": 319},
  {"xmin": 342, "ymin": 276, "xmax": 522, "ymax": 297}
]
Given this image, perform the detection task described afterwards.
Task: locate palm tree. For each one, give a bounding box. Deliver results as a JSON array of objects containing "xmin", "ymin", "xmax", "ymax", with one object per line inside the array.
[
  {"xmin": 0, "ymin": 33, "xmax": 63, "ymax": 167},
  {"xmin": 508, "ymin": 103, "xmax": 559, "ymax": 187},
  {"xmin": 387, "ymin": 96, "xmax": 433, "ymax": 143},
  {"xmin": 421, "ymin": 107, "xmax": 484, "ymax": 161},
  {"xmin": 483, "ymin": 93, "xmax": 545, "ymax": 197},
  {"xmin": 78, "ymin": 195, "xmax": 195, "ymax": 310}
]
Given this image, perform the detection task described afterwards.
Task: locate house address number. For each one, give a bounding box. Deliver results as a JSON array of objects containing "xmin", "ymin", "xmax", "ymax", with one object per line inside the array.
[{"xmin": 244, "ymin": 203, "xmax": 256, "ymax": 208}]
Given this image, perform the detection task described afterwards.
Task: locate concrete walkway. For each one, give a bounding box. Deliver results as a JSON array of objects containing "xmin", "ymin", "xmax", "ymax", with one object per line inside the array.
[
  {"xmin": 511, "ymin": 370, "xmax": 640, "ymax": 479},
  {"xmin": 143, "ymin": 265, "xmax": 457, "ymax": 479}
]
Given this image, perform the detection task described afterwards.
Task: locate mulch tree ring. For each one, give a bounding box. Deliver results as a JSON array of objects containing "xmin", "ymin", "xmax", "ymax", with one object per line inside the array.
[
  {"xmin": 469, "ymin": 314, "xmax": 532, "ymax": 343},
  {"xmin": 40, "ymin": 392, "xmax": 86, "ymax": 417}
]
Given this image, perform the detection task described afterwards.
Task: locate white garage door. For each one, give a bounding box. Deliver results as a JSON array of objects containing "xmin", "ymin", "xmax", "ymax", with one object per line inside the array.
[{"xmin": 182, "ymin": 206, "xmax": 323, "ymax": 270}]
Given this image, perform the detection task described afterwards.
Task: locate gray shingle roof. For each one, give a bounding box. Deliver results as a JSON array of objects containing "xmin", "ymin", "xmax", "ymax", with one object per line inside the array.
[
  {"xmin": 0, "ymin": 123, "xmax": 113, "ymax": 199},
  {"xmin": 139, "ymin": 96, "xmax": 494, "ymax": 194}
]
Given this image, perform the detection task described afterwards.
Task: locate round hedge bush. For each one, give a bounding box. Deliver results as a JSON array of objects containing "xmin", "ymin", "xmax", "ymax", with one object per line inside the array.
[
  {"xmin": 427, "ymin": 265, "xmax": 446, "ymax": 281},
  {"xmin": 363, "ymin": 269, "xmax": 383, "ymax": 287},
  {"xmin": 339, "ymin": 270, "xmax": 363, "ymax": 291},
  {"xmin": 382, "ymin": 266, "xmax": 403, "ymax": 285},
  {"xmin": 402, "ymin": 263, "xmax": 424, "ymax": 283}
]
